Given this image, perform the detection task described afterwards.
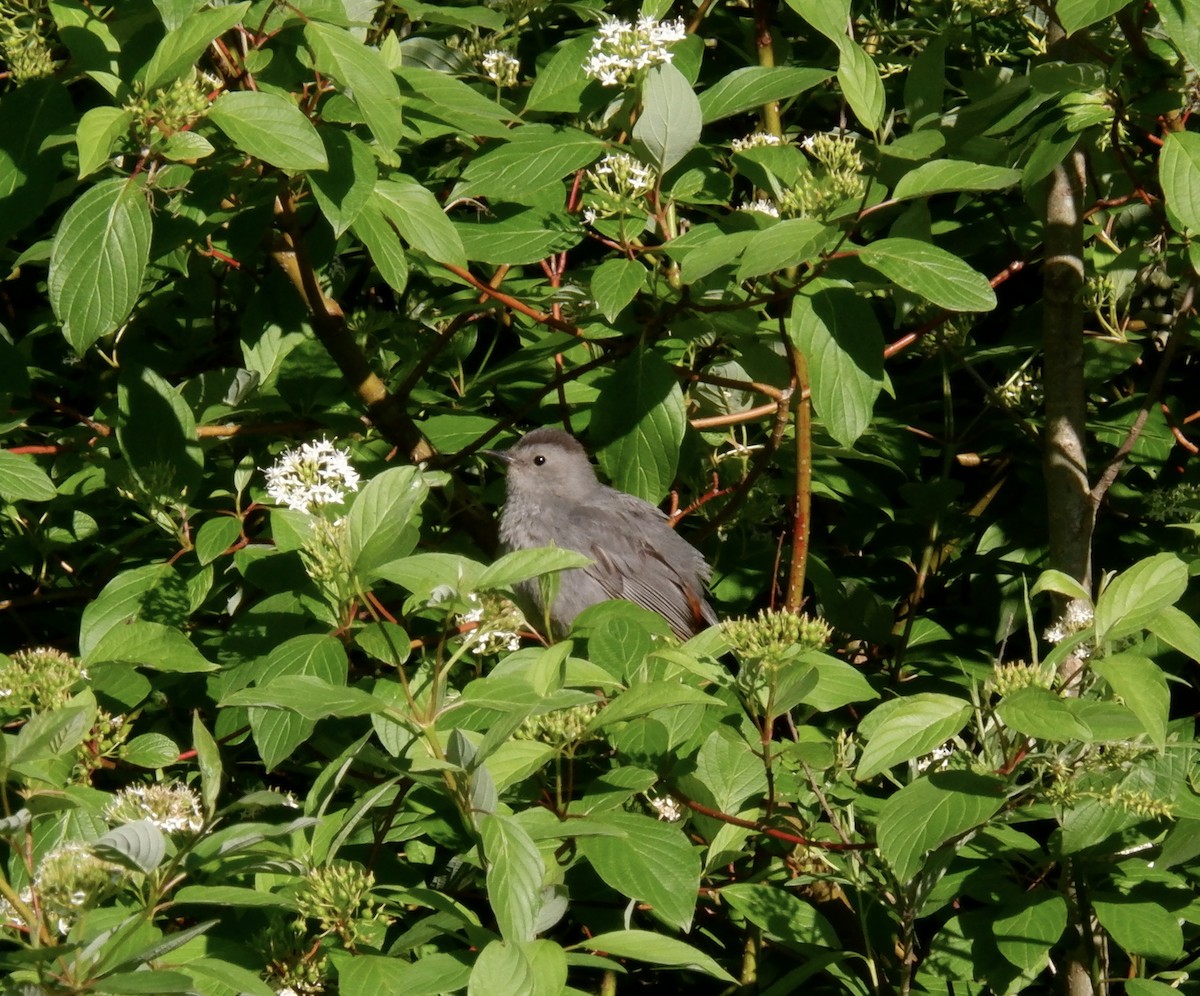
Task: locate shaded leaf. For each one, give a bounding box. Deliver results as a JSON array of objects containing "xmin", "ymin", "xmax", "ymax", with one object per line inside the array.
[{"xmin": 592, "ymin": 349, "xmax": 686, "ymax": 503}]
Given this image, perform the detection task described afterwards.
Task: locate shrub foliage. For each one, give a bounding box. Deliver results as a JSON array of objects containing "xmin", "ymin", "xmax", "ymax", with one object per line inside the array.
[{"xmin": 2, "ymin": 0, "xmax": 1200, "ymax": 992}]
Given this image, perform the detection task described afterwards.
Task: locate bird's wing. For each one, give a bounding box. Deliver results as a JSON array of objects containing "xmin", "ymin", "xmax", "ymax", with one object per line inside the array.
[{"xmin": 577, "ymin": 491, "xmax": 716, "ymax": 637}]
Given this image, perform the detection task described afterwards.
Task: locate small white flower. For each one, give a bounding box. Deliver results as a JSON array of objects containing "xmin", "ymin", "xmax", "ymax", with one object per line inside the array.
[
  {"xmin": 732, "ymin": 132, "xmax": 782, "ymax": 153},
  {"xmin": 582, "ymin": 207, "xmax": 598, "ymax": 225},
  {"xmin": 647, "ymin": 794, "xmax": 683, "ymax": 822},
  {"xmin": 800, "ymin": 134, "xmax": 817, "ymax": 151},
  {"xmin": 104, "ymin": 782, "xmax": 205, "ymax": 835},
  {"xmin": 1043, "ymin": 598, "xmax": 1094, "ymax": 645},
  {"xmin": 481, "ymin": 49, "xmax": 520, "ymax": 87},
  {"xmin": 584, "ymin": 15, "xmax": 686, "ymax": 87},
  {"xmin": 739, "ymin": 198, "xmax": 780, "ymax": 218},
  {"xmin": 263, "ymin": 438, "xmax": 360, "ymax": 514},
  {"xmin": 915, "ymin": 742, "xmax": 956, "ymax": 774}
]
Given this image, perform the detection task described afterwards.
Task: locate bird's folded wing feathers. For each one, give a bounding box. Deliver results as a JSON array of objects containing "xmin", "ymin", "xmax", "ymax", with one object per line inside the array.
[{"xmin": 579, "ymin": 494, "xmax": 715, "ymax": 636}]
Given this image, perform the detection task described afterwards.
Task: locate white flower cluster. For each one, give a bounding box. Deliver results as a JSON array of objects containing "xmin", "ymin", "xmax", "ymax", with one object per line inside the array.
[
  {"xmin": 583, "ymin": 15, "xmax": 686, "ymax": 87},
  {"xmin": 263, "ymin": 438, "xmax": 360, "ymax": 514},
  {"xmin": 647, "ymin": 793, "xmax": 683, "ymax": 822},
  {"xmin": 481, "ymin": 49, "xmax": 520, "ymax": 87},
  {"xmin": 739, "ymin": 198, "xmax": 780, "ymax": 218},
  {"xmin": 1043, "ymin": 599, "xmax": 1094, "ymax": 645},
  {"xmin": 104, "ymin": 781, "xmax": 205, "ymax": 834},
  {"xmin": 732, "ymin": 132, "xmax": 782, "ymax": 153},
  {"xmin": 589, "ymin": 152, "xmax": 656, "ymax": 196},
  {"xmin": 458, "ymin": 593, "xmax": 523, "ymax": 656}
]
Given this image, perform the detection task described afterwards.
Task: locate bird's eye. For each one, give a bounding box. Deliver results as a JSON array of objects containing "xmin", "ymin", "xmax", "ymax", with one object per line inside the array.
[{"xmin": 533, "ymin": 455, "xmax": 546, "ymax": 467}]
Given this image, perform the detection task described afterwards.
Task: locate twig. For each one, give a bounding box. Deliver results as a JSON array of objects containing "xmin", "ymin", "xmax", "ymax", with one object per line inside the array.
[
  {"xmin": 1090, "ymin": 280, "xmax": 1196, "ymax": 506},
  {"xmin": 671, "ymin": 791, "xmax": 872, "ymax": 851},
  {"xmin": 271, "ymin": 189, "xmax": 433, "ymax": 463}
]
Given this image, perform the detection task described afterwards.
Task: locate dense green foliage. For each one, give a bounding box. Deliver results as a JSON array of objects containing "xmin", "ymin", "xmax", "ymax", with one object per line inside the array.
[{"xmin": 2, "ymin": 0, "xmax": 1200, "ymax": 992}]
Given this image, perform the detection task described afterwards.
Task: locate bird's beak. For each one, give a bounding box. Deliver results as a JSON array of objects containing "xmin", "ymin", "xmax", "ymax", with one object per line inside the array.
[{"xmin": 479, "ymin": 447, "xmax": 511, "ymax": 464}]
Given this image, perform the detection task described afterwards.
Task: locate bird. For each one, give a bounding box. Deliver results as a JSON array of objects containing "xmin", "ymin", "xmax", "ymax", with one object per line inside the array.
[{"xmin": 484, "ymin": 427, "xmax": 718, "ymax": 639}]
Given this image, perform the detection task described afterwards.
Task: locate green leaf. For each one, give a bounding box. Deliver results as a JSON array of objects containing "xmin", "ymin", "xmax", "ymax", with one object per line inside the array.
[
  {"xmin": 117, "ymin": 363, "xmax": 203, "ymax": 500},
  {"xmin": 794, "ymin": 651, "xmax": 879, "ymax": 711},
  {"xmin": 94, "ymin": 819, "xmax": 167, "ymax": 873},
  {"xmin": 578, "ymin": 812, "xmax": 700, "ymax": 931},
  {"xmin": 591, "ymin": 258, "xmax": 646, "ymax": 322},
  {"xmin": 352, "ymin": 198, "xmax": 410, "ymax": 292},
  {"xmin": 1091, "ymin": 653, "xmax": 1169, "ymax": 748},
  {"xmin": 49, "ymin": 178, "xmax": 152, "ymax": 353},
  {"xmin": 876, "ymin": 771, "xmax": 1006, "ymax": 883},
  {"xmin": 454, "ymin": 206, "xmax": 581, "ymax": 266},
  {"xmin": 721, "ymin": 883, "xmax": 839, "ymax": 946},
  {"xmin": 310, "ymin": 128, "xmax": 376, "ymax": 237},
  {"xmin": 192, "ymin": 712, "xmax": 222, "ymax": 819},
  {"xmin": 76, "ymin": 106, "xmax": 132, "ymax": 178},
  {"xmin": 1156, "ymin": 0, "xmax": 1200, "ymax": 73},
  {"xmin": 736, "ymin": 218, "xmax": 833, "ymax": 280},
  {"xmin": 589, "ymin": 683, "xmax": 724, "ymax": 729},
  {"xmin": 374, "ymin": 176, "xmax": 467, "ymax": 268},
  {"xmin": 996, "ymin": 687, "xmax": 1092, "ymax": 742},
  {"xmin": 892, "ymin": 160, "xmax": 1023, "ymax": 200},
  {"xmin": 524, "ymin": 34, "xmax": 594, "ymax": 112},
  {"xmin": 334, "ymin": 952, "xmax": 472, "ymax": 996},
  {"xmin": 633, "ymin": 62, "xmax": 702, "ymax": 174},
  {"xmin": 0, "ymin": 450, "xmax": 57, "ymax": 502},
  {"xmin": 698, "ymin": 66, "xmax": 832, "ymax": 123},
  {"xmin": 573, "ymin": 930, "xmax": 736, "ymax": 982},
  {"xmin": 208, "ymin": 90, "xmax": 328, "ymax": 172},
  {"xmin": 160, "ymin": 130, "xmax": 214, "ymax": 161},
  {"xmin": 856, "ymin": 693, "xmax": 972, "ymax": 781},
  {"xmin": 784, "ymin": 0, "xmax": 849, "ymax": 43},
  {"xmin": 121, "ymin": 732, "xmax": 180, "ymax": 768},
  {"xmin": 475, "ymin": 547, "xmax": 594, "ymax": 591},
  {"xmin": 994, "ymin": 891, "xmax": 1068, "ymax": 971},
  {"xmin": 348, "ymin": 465, "xmax": 428, "ymax": 581},
  {"xmin": 1093, "ymin": 896, "xmax": 1183, "ymax": 960},
  {"xmin": 143, "ymin": 3, "xmax": 250, "ymax": 90},
  {"xmin": 457, "ymin": 125, "xmax": 605, "ymax": 200},
  {"xmin": 1159, "ymin": 130, "xmax": 1200, "ymax": 231},
  {"xmin": 9, "ymin": 701, "xmax": 94, "ymax": 768},
  {"xmin": 858, "ymin": 237, "xmax": 997, "ymax": 312},
  {"xmin": 1094, "ymin": 553, "xmax": 1187, "ymax": 640},
  {"xmin": 838, "ymin": 40, "xmax": 885, "ymax": 132},
  {"xmin": 789, "ymin": 281, "xmax": 883, "ymax": 448},
  {"xmin": 1057, "ymin": 0, "xmax": 1136, "ymax": 35},
  {"xmin": 85, "ymin": 620, "xmax": 217, "ymax": 673},
  {"xmin": 692, "ymin": 730, "xmax": 768, "ymax": 813},
  {"xmin": 1030, "ymin": 568, "xmax": 1092, "ymax": 603},
  {"xmin": 79, "ymin": 564, "xmax": 189, "ymax": 658},
  {"xmin": 395, "ymin": 65, "xmax": 516, "ymax": 136},
  {"xmin": 0, "ymin": 79, "xmax": 74, "ymax": 243},
  {"xmin": 153, "ymin": 0, "xmax": 202, "ymax": 31},
  {"xmin": 481, "ymin": 813, "xmax": 545, "ymax": 942},
  {"xmin": 194, "ymin": 516, "xmax": 241, "ymax": 565},
  {"xmin": 220, "ymin": 676, "xmax": 385, "ymax": 719},
  {"xmin": 250, "ymin": 635, "xmax": 348, "ymax": 771},
  {"xmin": 1147, "ymin": 605, "xmax": 1200, "ymax": 663},
  {"xmin": 592, "ymin": 349, "xmax": 687, "ymax": 504},
  {"xmin": 175, "ymin": 886, "xmax": 290, "ymax": 909},
  {"xmin": 305, "ymin": 22, "xmax": 403, "ymax": 150},
  {"xmin": 184, "ymin": 959, "xmax": 278, "ymax": 996},
  {"xmin": 468, "ymin": 941, "xmax": 534, "ymax": 996}
]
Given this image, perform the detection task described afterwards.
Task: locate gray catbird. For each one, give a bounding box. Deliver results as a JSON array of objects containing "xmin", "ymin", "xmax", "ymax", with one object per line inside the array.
[{"xmin": 485, "ymin": 427, "xmax": 718, "ymax": 639}]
